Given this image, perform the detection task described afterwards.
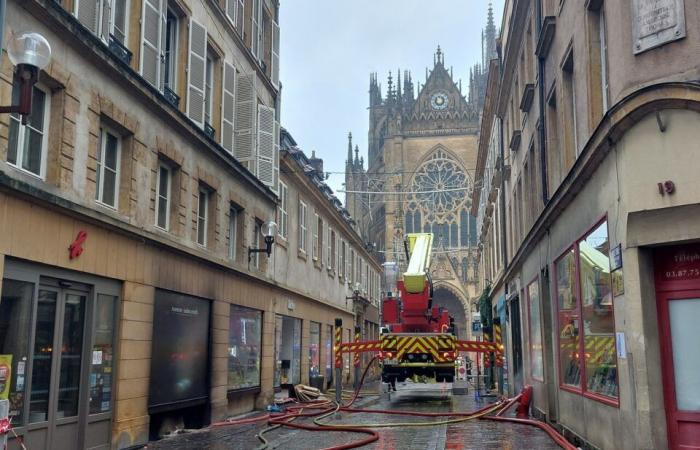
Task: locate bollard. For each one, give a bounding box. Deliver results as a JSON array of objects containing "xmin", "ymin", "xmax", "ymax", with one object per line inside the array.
[
  {"xmin": 334, "ymin": 318, "xmax": 343, "ymax": 405},
  {"xmin": 353, "ymin": 326, "xmax": 361, "ymax": 390}
]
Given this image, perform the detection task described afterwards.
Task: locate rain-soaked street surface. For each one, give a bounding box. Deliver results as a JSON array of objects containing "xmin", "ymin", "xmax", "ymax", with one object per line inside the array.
[{"xmin": 147, "ymin": 382, "xmax": 562, "ymax": 450}]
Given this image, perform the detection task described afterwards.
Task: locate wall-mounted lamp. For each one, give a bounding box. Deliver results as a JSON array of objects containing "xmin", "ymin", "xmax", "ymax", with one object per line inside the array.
[
  {"xmin": 0, "ymin": 32, "xmax": 51, "ymax": 124},
  {"xmin": 248, "ymin": 220, "xmax": 278, "ymax": 263}
]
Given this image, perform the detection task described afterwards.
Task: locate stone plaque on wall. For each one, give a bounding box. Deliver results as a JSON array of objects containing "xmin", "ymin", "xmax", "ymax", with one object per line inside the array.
[{"xmin": 632, "ymin": 0, "xmax": 686, "ymax": 54}]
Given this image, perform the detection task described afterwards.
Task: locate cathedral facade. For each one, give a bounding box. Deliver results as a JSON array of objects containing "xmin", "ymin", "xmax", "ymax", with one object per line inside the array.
[{"xmin": 345, "ymin": 8, "xmax": 497, "ymax": 337}]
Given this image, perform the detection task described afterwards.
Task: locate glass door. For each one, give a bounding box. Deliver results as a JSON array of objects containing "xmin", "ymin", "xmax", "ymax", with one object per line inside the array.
[
  {"xmin": 25, "ymin": 287, "xmax": 87, "ymax": 450},
  {"xmin": 658, "ymin": 291, "xmax": 700, "ymax": 450}
]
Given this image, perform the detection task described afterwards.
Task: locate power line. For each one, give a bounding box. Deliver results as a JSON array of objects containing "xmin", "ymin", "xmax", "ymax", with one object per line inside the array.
[{"xmin": 339, "ymin": 186, "xmax": 471, "ymax": 195}]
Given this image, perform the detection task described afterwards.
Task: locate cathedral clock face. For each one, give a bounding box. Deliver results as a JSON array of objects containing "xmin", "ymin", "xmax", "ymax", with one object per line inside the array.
[{"xmin": 430, "ymin": 92, "xmax": 449, "ymax": 110}]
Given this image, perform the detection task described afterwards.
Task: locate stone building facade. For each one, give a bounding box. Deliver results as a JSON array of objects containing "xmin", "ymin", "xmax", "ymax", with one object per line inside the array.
[
  {"xmin": 0, "ymin": 1, "xmax": 377, "ymax": 450},
  {"xmin": 473, "ymin": 0, "xmax": 700, "ymax": 449},
  {"xmin": 345, "ymin": 26, "xmax": 497, "ymax": 337}
]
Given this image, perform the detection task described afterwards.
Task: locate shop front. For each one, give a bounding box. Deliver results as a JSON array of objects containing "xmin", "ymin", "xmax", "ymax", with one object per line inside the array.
[{"xmin": 0, "ymin": 258, "xmax": 119, "ymax": 450}]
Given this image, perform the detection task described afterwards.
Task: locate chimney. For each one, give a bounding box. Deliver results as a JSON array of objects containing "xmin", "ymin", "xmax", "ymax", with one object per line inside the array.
[{"xmin": 309, "ymin": 150, "xmax": 324, "ymax": 175}]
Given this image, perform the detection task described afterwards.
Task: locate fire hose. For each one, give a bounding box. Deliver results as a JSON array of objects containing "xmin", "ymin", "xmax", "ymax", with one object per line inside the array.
[{"xmin": 210, "ymin": 355, "xmax": 578, "ymax": 450}]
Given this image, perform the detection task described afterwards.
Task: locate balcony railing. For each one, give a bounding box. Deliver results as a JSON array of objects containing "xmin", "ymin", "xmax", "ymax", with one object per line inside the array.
[
  {"xmin": 108, "ymin": 34, "xmax": 132, "ymax": 66},
  {"xmin": 204, "ymin": 122, "xmax": 215, "ymax": 140},
  {"xmin": 163, "ymin": 86, "xmax": 180, "ymax": 109}
]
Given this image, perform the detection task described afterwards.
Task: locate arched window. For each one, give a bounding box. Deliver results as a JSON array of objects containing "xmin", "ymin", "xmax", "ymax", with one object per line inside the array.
[
  {"xmin": 450, "ymin": 223, "xmax": 458, "ymax": 248},
  {"xmin": 405, "ymin": 211, "xmax": 414, "ymax": 234},
  {"xmin": 461, "ymin": 257, "xmax": 468, "ymax": 283},
  {"xmin": 460, "ymin": 209, "xmax": 469, "ymax": 246},
  {"xmin": 469, "ymin": 214, "xmax": 477, "ymax": 246}
]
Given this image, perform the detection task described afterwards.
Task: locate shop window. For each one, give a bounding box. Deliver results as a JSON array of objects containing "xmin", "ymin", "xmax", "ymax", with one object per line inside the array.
[
  {"xmin": 228, "ymin": 305, "xmax": 262, "ymax": 390},
  {"xmin": 96, "ymin": 126, "xmax": 121, "ymax": 209},
  {"xmin": 274, "ymin": 314, "xmax": 301, "ymax": 386},
  {"xmin": 7, "ymin": 82, "xmax": 50, "ymax": 179},
  {"xmin": 555, "ymin": 219, "xmax": 618, "ymax": 402},
  {"xmin": 89, "ymin": 294, "xmax": 117, "ymax": 414},
  {"xmin": 527, "ymin": 278, "xmax": 544, "ymax": 381},
  {"xmin": 309, "ymin": 322, "xmax": 321, "ymax": 380},
  {"xmin": 0, "ymin": 279, "xmax": 34, "ymax": 426},
  {"xmin": 556, "ymin": 247, "xmax": 580, "ymax": 387},
  {"xmin": 579, "ymin": 221, "xmax": 617, "ymax": 398},
  {"xmin": 325, "ymin": 324, "xmax": 333, "ymax": 385}
]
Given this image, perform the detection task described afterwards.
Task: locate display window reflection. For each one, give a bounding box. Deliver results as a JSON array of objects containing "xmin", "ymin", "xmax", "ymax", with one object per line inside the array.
[
  {"xmin": 527, "ymin": 279, "xmax": 544, "ymax": 382},
  {"xmin": 554, "ymin": 219, "xmax": 619, "ymax": 403},
  {"xmin": 228, "ymin": 305, "xmax": 262, "ymax": 390}
]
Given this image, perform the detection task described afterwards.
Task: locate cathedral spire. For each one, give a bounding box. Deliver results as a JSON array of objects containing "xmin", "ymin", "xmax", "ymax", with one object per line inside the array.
[
  {"xmin": 347, "ymin": 132, "xmax": 353, "ymax": 165},
  {"xmin": 396, "ymin": 69, "xmax": 402, "ymax": 103},
  {"xmin": 354, "ymin": 145, "xmax": 360, "ymax": 166},
  {"xmin": 485, "ymin": 2, "xmax": 497, "ymax": 63},
  {"xmin": 435, "ymin": 44, "xmax": 443, "ymax": 66}
]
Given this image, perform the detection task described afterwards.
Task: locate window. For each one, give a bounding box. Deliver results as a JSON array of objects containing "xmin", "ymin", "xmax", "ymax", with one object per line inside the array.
[
  {"xmin": 328, "ymin": 228, "xmax": 335, "ymax": 270},
  {"xmin": 555, "ymin": 219, "xmax": 618, "ymax": 401},
  {"xmin": 278, "ymin": 181, "xmax": 288, "ymax": 239},
  {"xmin": 228, "ymin": 305, "xmax": 262, "ymax": 390},
  {"xmin": 164, "ymin": 8, "xmax": 179, "ymax": 91},
  {"xmin": 228, "ymin": 206, "xmax": 239, "ymax": 260},
  {"xmin": 204, "ymin": 49, "xmax": 215, "ymax": 126},
  {"xmin": 196, "ymin": 187, "xmax": 208, "ymax": 246},
  {"xmin": 7, "ymin": 82, "xmax": 49, "ymax": 178},
  {"xmin": 89, "ymin": 294, "xmax": 117, "ymax": 414},
  {"xmin": 251, "ymin": 0, "xmax": 263, "ymax": 61},
  {"xmin": 312, "ymin": 214, "xmax": 320, "ymax": 260},
  {"xmin": 309, "ymin": 322, "xmax": 321, "ymax": 379},
  {"xmin": 155, "ymin": 164, "xmax": 171, "ymax": 230},
  {"xmin": 527, "ymin": 278, "xmax": 544, "ymax": 381},
  {"xmin": 111, "ymin": 0, "xmax": 129, "ymax": 43},
  {"xmin": 96, "ymin": 126, "xmax": 121, "ymax": 208},
  {"xmin": 298, "ymin": 200, "xmax": 307, "ymax": 253},
  {"xmin": 225, "ymin": 0, "xmax": 245, "ymax": 33},
  {"xmin": 341, "ymin": 241, "xmax": 347, "ymax": 279},
  {"xmin": 562, "ymin": 47, "xmax": 578, "ymax": 157},
  {"xmin": 546, "ymin": 87, "xmax": 560, "ymax": 188}
]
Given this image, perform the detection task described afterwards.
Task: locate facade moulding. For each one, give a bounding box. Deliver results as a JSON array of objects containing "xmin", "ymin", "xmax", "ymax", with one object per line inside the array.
[
  {"xmin": 0, "ymin": 173, "xmax": 353, "ymax": 315},
  {"xmin": 501, "ymin": 82, "xmax": 700, "ymax": 284},
  {"xmin": 23, "ymin": 0, "xmax": 278, "ymax": 203}
]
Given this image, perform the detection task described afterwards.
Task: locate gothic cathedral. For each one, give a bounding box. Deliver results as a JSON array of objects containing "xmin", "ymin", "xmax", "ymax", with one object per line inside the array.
[{"xmin": 345, "ymin": 7, "xmax": 497, "ymax": 338}]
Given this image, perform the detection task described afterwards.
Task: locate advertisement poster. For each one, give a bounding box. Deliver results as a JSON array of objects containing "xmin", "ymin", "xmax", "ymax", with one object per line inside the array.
[{"xmin": 0, "ymin": 355, "xmax": 13, "ymax": 400}]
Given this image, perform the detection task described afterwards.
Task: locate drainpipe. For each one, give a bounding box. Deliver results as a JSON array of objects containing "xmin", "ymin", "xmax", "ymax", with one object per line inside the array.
[{"xmin": 536, "ymin": 0, "xmax": 549, "ymax": 203}]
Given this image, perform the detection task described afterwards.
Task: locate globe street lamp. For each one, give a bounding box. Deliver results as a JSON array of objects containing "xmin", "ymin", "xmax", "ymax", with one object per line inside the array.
[
  {"xmin": 248, "ymin": 220, "xmax": 278, "ymax": 263},
  {"xmin": 0, "ymin": 31, "xmax": 52, "ymax": 124}
]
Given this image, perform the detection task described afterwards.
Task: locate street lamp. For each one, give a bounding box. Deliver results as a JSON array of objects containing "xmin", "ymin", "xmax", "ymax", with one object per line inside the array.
[
  {"xmin": 248, "ymin": 220, "xmax": 278, "ymax": 262},
  {"xmin": 0, "ymin": 31, "xmax": 51, "ymax": 124}
]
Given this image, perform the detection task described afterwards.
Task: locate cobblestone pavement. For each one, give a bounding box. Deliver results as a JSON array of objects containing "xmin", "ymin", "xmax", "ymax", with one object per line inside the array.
[{"xmin": 148, "ymin": 382, "xmax": 562, "ymax": 450}]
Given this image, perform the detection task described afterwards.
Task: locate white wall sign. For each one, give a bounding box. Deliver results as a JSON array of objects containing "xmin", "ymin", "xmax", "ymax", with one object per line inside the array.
[
  {"xmin": 616, "ymin": 332, "xmax": 627, "ymax": 359},
  {"xmin": 632, "ymin": 0, "xmax": 686, "ymax": 54}
]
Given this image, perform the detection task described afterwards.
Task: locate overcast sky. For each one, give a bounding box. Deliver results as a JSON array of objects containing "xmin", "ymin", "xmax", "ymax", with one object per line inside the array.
[{"xmin": 279, "ymin": 1, "xmax": 504, "ymax": 198}]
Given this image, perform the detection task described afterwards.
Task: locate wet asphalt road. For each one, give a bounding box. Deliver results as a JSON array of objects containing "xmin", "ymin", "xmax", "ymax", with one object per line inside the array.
[{"xmin": 147, "ymin": 382, "xmax": 563, "ymax": 450}]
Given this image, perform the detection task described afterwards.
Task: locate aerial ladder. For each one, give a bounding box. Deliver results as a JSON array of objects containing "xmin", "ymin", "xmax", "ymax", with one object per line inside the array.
[{"xmin": 336, "ymin": 233, "xmax": 502, "ymax": 391}]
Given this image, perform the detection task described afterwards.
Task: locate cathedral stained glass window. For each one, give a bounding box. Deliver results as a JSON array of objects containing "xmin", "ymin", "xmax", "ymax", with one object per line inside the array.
[{"xmin": 405, "ymin": 148, "xmax": 478, "ymax": 250}]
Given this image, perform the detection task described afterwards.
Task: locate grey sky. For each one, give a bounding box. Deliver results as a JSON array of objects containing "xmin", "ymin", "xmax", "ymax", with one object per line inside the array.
[{"xmin": 279, "ymin": 1, "xmax": 504, "ymax": 198}]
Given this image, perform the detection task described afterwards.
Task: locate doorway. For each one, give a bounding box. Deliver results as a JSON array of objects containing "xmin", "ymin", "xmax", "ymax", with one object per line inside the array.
[
  {"xmin": 654, "ymin": 244, "xmax": 700, "ymax": 450},
  {"xmin": 510, "ymin": 295, "xmax": 524, "ymax": 394}
]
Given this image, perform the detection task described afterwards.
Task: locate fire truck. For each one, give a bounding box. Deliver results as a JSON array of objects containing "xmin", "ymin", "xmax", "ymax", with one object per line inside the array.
[{"xmin": 380, "ymin": 233, "xmax": 457, "ymax": 385}]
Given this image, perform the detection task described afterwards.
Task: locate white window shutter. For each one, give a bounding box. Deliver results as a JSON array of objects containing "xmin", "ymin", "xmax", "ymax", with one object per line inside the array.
[
  {"xmin": 141, "ymin": 0, "xmax": 163, "ymax": 87},
  {"xmin": 271, "ymin": 19, "xmax": 280, "ymax": 88},
  {"xmin": 100, "ymin": 0, "xmax": 112, "ymax": 41},
  {"xmin": 272, "ymin": 115, "xmax": 280, "ymax": 193},
  {"xmin": 234, "ymin": 73, "xmax": 257, "ymax": 171},
  {"xmin": 187, "ymin": 19, "xmax": 207, "ymax": 127},
  {"xmin": 221, "ymin": 62, "xmax": 236, "ymax": 153},
  {"xmin": 257, "ymin": 104, "xmax": 275, "ymax": 188},
  {"xmin": 76, "ymin": 0, "xmax": 100, "ymax": 33}
]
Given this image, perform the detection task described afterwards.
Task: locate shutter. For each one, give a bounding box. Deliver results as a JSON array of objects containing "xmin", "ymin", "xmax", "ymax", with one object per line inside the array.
[
  {"xmin": 257, "ymin": 104, "xmax": 275, "ymax": 188},
  {"xmin": 221, "ymin": 62, "xmax": 236, "ymax": 153},
  {"xmin": 251, "ymin": 0, "xmax": 260, "ymax": 59},
  {"xmin": 187, "ymin": 19, "xmax": 207, "ymax": 127},
  {"xmin": 100, "ymin": 0, "xmax": 111, "ymax": 41},
  {"xmin": 271, "ymin": 19, "xmax": 280, "ymax": 88},
  {"xmin": 272, "ymin": 115, "xmax": 280, "ymax": 193},
  {"xmin": 141, "ymin": 0, "xmax": 163, "ymax": 87},
  {"xmin": 234, "ymin": 73, "xmax": 257, "ymax": 171},
  {"xmin": 76, "ymin": 0, "xmax": 100, "ymax": 33}
]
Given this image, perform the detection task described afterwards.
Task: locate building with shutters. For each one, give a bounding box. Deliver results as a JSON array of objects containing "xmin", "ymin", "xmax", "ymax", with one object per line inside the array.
[
  {"xmin": 472, "ymin": 1, "xmax": 700, "ymax": 449},
  {"xmin": 345, "ymin": 19, "xmax": 497, "ymax": 341},
  {"xmin": 0, "ymin": 0, "xmax": 318, "ymax": 449}
]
